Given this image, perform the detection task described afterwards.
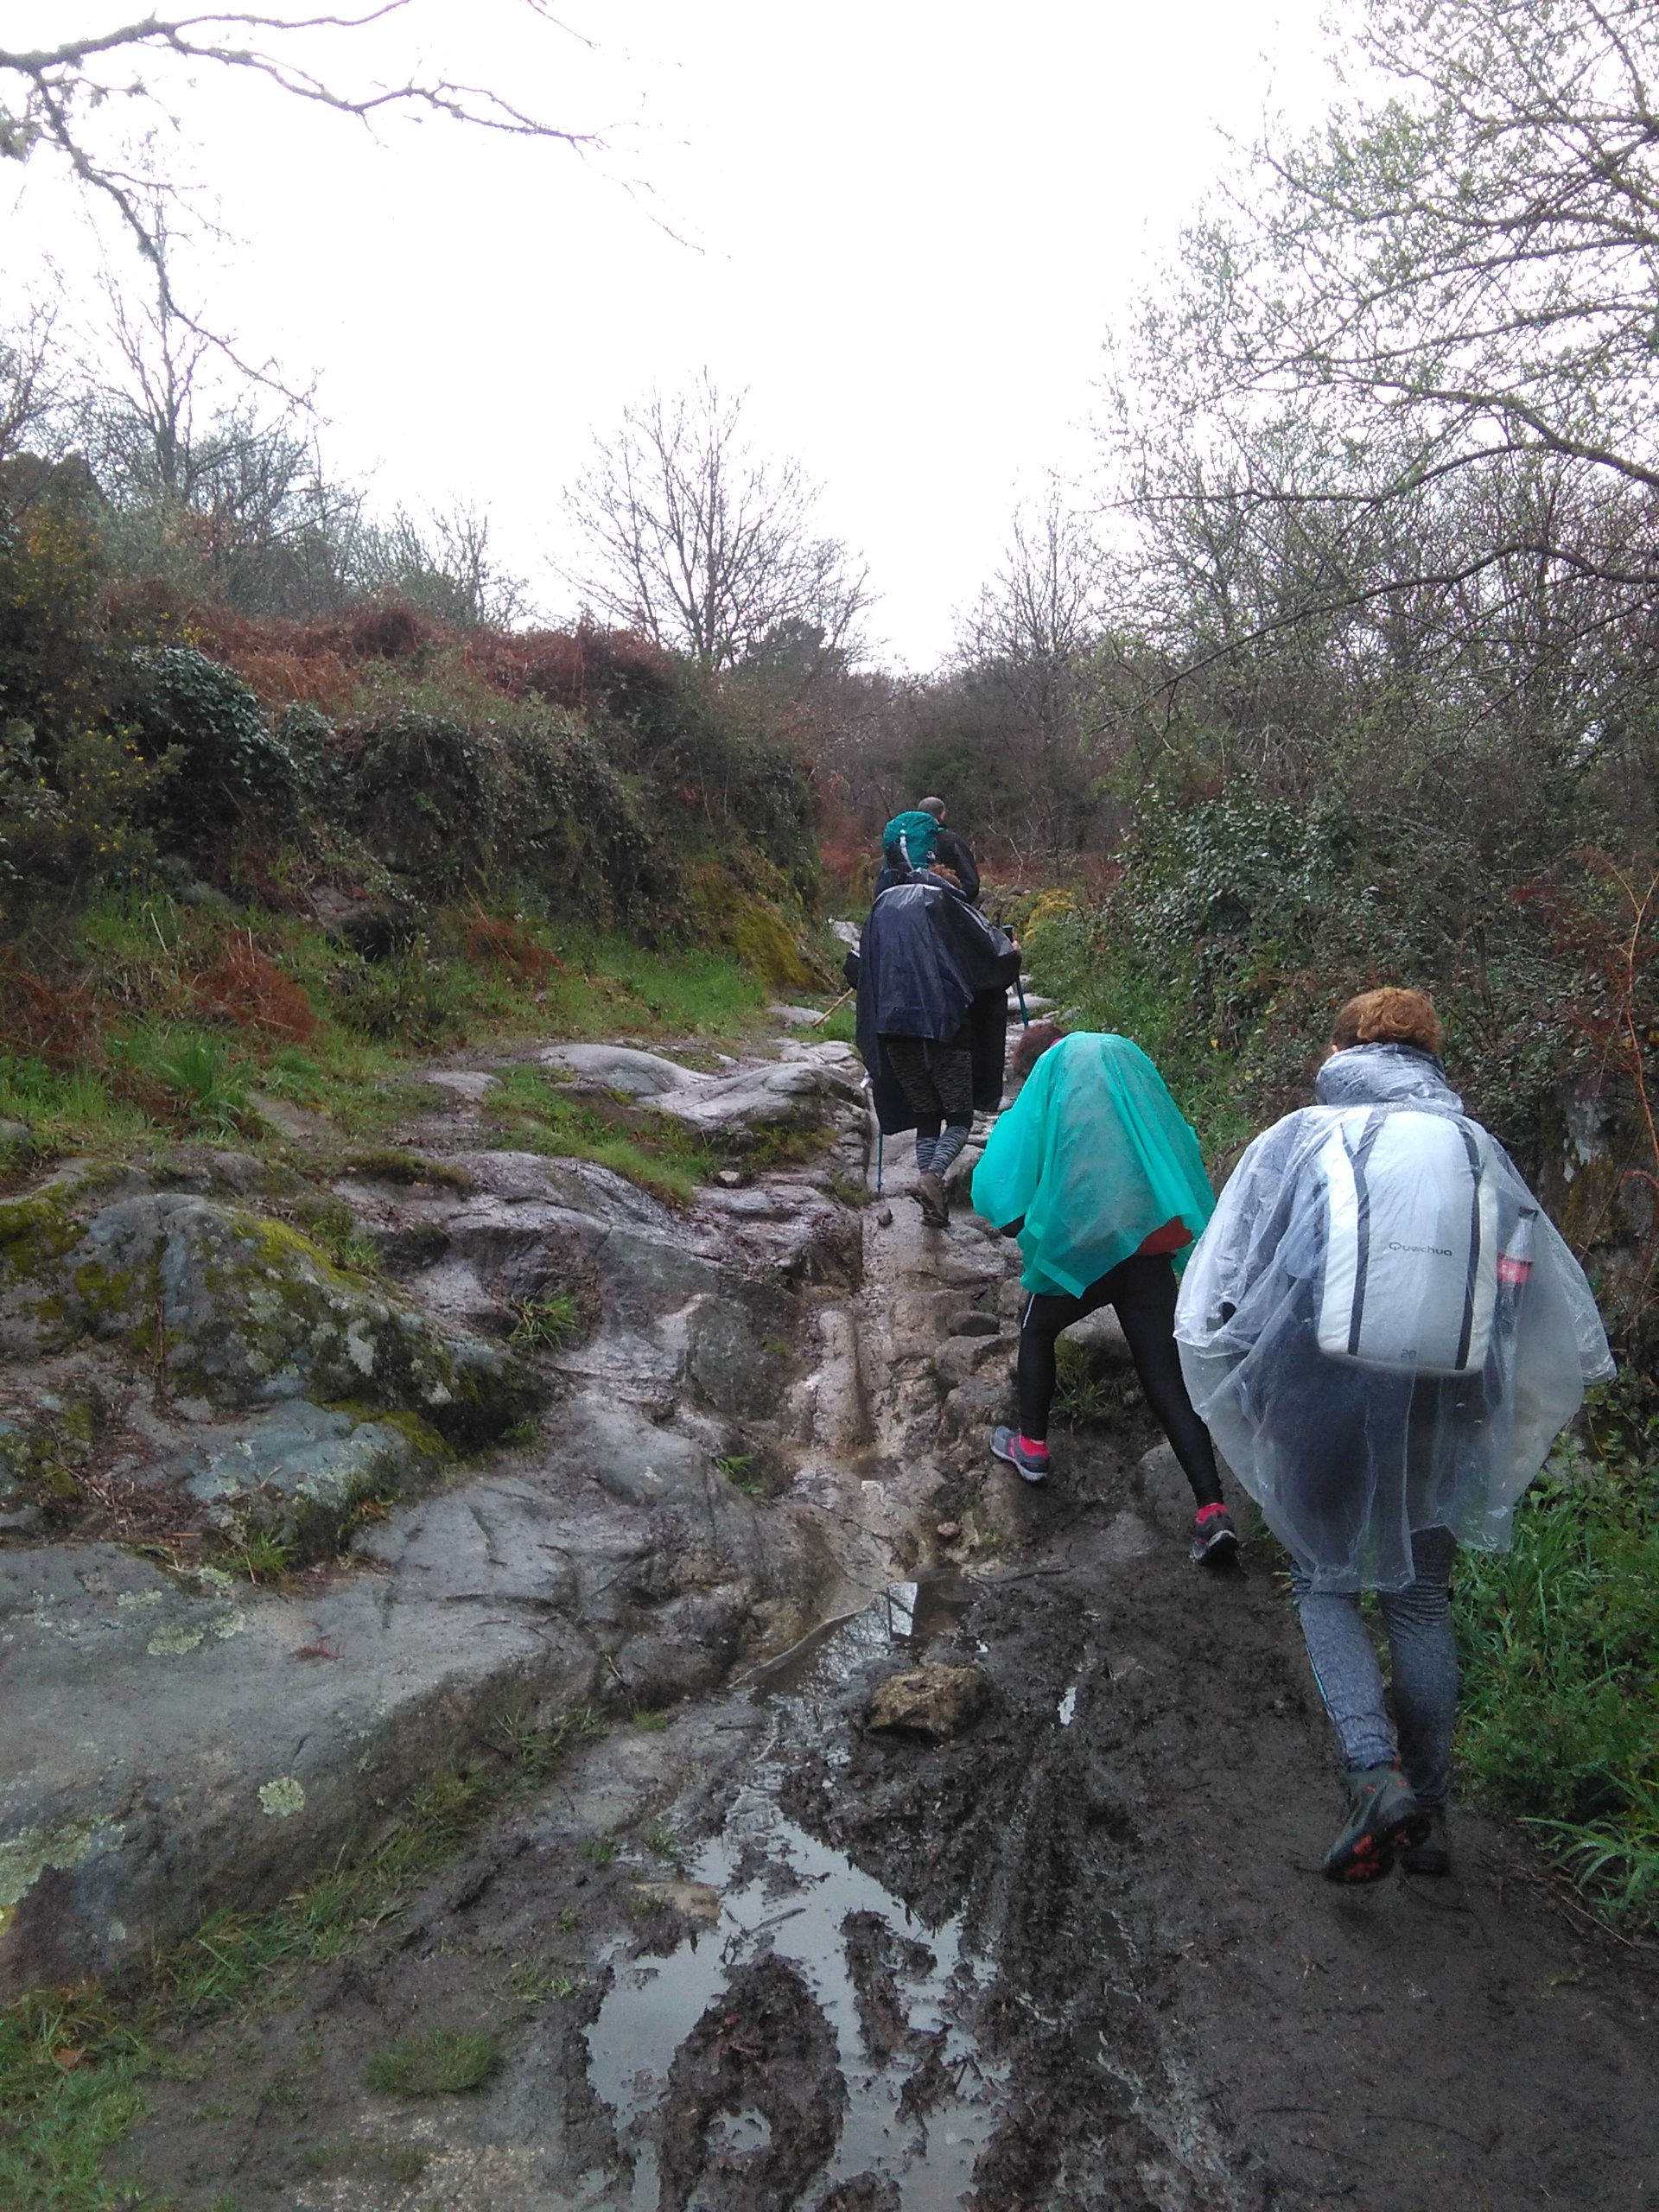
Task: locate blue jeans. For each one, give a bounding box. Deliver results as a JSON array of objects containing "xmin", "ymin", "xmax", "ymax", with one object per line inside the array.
[{"xmin": 1290, "ymin": 1526, "xmax": 1458, "ymax": 1805}]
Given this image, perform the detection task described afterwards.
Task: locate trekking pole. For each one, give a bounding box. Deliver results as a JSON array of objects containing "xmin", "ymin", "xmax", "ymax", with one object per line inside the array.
[
  {"xmin": 811, "ymin": 987, "xmax": 854, "ymax": 1027},
  {"xmin": 876, "ymin": 1129, "xmax": 884, "ymax": 1194},
  {"xmin": 1016, "ymin": 976, "xmax": 1029, "ymax": 1027}
]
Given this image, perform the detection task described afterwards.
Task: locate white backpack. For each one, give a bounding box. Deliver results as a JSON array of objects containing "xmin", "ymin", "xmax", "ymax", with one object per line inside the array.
[{"xmin": 1313, "ymin": 1108, "xmax": 1498, "ymax": 1375}]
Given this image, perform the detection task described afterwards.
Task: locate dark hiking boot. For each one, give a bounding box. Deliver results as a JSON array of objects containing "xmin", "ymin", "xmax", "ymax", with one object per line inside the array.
[
  {"xmin": 991, "ymin": 1426, "xmax": 1050, "ymax": 1484},
  {"xmin": 1190, "ymin": 1504, "xmax": 1240, "ymax": 1567},
  {"xmin": 1321, "ymin": 1764, "xmax": 1430, "ymax": 1885},
  {"xmin": 914, "ymin": 1171, "xmax": 950, "ymax": 1227},
  {"xmin": 1401, "ymin": 1805, "xmax": 1452, "ymax": 1877}
]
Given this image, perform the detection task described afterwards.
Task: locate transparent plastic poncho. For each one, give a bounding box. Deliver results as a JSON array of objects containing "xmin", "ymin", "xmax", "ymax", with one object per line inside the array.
[
  {"xmin": 1173, "ymin": 1044, "xmax": 1614, "ymax": 1592},
  {"xmin": 971, "ymin": 1033, "xmax": 1216, "ymax": 1297}
]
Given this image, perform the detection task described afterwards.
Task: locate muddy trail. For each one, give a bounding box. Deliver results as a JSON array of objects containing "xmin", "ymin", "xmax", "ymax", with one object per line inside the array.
[{"xmin": 111, "ymin": 1069, "xmax": 1658, "ymax": 2212}]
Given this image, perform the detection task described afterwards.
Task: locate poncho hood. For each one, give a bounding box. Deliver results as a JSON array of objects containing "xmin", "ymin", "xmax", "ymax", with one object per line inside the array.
[
  {"xmin": 970, "ymin": 1032, "xmax": 1215, "ymax": 1297},
  {"xmin": 1315, "ymin": 1041, "xmax": 1462, "ymax": 1114}
]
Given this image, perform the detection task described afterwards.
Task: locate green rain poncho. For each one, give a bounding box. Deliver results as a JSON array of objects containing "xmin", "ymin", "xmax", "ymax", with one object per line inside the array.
[{"xmin": 971, "ymin": 1033, "xmax": 1215, "ymax": 1296}]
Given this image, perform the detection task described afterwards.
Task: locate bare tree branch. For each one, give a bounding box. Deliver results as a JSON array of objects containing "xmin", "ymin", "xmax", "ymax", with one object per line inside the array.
[{"xmin": 1, "ymin": 10, "xmax": 601, "ymax": 313}]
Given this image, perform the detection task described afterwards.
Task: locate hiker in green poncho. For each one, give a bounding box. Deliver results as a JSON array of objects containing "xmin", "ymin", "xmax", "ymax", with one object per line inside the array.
[{"xmin": 970, "ymin": 1024, "xmax": 1237, "ymax": 1565}]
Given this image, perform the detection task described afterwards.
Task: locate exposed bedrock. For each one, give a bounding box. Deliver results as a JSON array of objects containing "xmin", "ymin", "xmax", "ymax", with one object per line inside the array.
[{"xmin": 0, "ymin": 1039, "xmax": 997, "ymax": 1995}]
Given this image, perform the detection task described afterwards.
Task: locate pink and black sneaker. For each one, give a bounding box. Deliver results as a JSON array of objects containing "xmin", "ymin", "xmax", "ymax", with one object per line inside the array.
[
  {"xmin": 990, "ymin": 1426, "xmax": 1051, "ymax": 1484},
  {"xmin": 1190, "ymin": 1502, "xmax": 1240, "ymax": 1567}
]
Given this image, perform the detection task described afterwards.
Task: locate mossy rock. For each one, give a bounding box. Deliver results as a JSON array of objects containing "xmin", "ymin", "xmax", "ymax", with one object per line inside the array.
[
  {"xmin": 0, "ymin": 1176, "xmax": 535, "ymax": 1447},
  {"xmin": 185, "ymin": 1397, "xmax": 452, "ymax": 1561},
  {"xmin": 688, "ymin": 865, "xmax": 823, "ymax": 989}
]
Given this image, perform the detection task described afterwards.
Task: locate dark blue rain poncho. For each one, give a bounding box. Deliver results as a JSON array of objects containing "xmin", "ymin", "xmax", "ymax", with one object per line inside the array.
[
  {"xmin": 1174, "ymin": 1043, "xmax": 1613, "ymax": 1592},
  {"xmin": 853, "ymin": 880, "xmax": 1021, "ymax": 1135}
]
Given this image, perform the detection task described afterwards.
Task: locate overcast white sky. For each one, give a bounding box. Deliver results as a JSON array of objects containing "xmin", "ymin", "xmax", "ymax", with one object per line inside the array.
[{"xmin": 3, "ymin": 1, "xmax": 1335, "ymax": 665}]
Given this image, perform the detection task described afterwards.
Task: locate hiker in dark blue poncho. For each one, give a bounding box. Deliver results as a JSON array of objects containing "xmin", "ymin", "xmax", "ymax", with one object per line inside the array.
[{"xmin": 850, "ymin": 868, "xmax": 1019, "ymax": 1226}]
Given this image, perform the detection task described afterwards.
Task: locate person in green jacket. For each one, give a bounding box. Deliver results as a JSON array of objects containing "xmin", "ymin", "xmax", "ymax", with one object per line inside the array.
[{"xmin": 971, "ymin": 1024, "xmax": 1237, "ymax": 1564}]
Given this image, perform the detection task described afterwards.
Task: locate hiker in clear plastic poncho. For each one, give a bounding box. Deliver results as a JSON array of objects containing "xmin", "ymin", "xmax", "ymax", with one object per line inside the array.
[
  {"xmin": 969, "ymin": 1027, "xmax": 1240, "ymax": 1566},
  {"xmin": 1174, "ymin": 988, "xmax": 1613, "ymax": 1885}
]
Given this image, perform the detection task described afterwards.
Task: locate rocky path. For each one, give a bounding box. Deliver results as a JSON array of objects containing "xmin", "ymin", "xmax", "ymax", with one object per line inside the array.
[{"xmin": 5, "ymin": 1017, "xmax": 1657, "ymax": 2208}]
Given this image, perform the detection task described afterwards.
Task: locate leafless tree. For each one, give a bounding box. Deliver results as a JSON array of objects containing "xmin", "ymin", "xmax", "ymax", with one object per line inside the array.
[
  {"xmin": 0, "ymin": 302, "xmax": 64, "ymax": 465},
  {"xmin": 356, "ymin": 500, "xmax": 531, "ymax": 627},
  {"xmin": 1157, "ymin": 0, "xmax": 1659, "ymax": 514},
  {"xmin": 566, "ymin": 374, "xmax": 872, "ymax": 675},
  {"xmin": 950, "ymin": 488, "xmax": 1113, "ymax": 857},
  {"xmin": 1, "ymin": 9, "xmax": 597, "ymax": 316}
]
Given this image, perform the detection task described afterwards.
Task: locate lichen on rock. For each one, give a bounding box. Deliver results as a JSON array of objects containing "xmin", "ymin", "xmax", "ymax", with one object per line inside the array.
[{"xmin": 0, "ymin": 1173, "xmax": 534, "ymax": 1449}]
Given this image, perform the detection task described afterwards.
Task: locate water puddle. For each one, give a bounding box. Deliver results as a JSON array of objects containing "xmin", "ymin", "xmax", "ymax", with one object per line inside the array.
[{"xmin": 585, "ymin": 1573, "xmax": 1000, "ymax": 2209}]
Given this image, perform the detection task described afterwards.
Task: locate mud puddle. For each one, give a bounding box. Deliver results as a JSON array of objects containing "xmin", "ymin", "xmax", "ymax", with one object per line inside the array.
[{"xmin": 588, "ymin": 1573, "xmax": 995, "ymax": 2211}]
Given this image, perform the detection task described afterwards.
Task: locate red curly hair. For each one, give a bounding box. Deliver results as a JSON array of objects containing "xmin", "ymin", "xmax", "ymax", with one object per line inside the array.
[{"xmin": 1331, "ymin": 987, "xmax": 1444, "ymax": 1058}]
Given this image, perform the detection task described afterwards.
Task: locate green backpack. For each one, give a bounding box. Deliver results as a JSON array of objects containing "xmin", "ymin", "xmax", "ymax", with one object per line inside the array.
[{"xmin": 882, "ymin": 810, "xmax": 941, "ymax": 872}]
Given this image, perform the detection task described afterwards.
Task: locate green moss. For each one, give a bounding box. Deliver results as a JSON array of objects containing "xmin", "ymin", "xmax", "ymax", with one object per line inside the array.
[
  {"xmin": 240, "ymin": 1213, "xmax": 351, "ymax": 1283},
  {"xmin": 0, "ymin": 1398, "xmax": 102, "ymax": 1505},
  {"xmin": 0, "ymin": 1193, "xmax": 82, "ymax": 1284}
]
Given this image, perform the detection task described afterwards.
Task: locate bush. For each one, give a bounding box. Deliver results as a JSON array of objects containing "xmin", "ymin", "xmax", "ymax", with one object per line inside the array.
[
  {"xmin": 0, "ymin": 726, "xmax": 171, "ymax": 915},
  {"xmin": 0, "ymin": 457, "xmax": 108, "ymax": 752},
  {"xmin": 339, "ymin": 700, "xmax": 664, "ymax": 921},
  {"xmin": 124, "ymin": 646, "xmax": 312, "ymax": 842}
]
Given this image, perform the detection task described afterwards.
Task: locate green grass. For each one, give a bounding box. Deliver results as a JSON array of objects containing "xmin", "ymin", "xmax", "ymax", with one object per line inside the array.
[
  {"xmin": 132, "ymin": 1029, "xmax": 250, "ymax": 1135},
  {"xmin": 0, "ymin": 1707, "xmax": 605, "ymax": 2209},
  {"xmin": 0, "ymin": 1054, "xmax": 155, "ymax": 1157},
  {"xmin": 715, "ymin": 1452, "xmax": 766, "ymax": 1497},
  {"xmin": 0, "ymin": 894, "xmax": 776, "ymax": 1181},
  {"xmin": 1455, "ymin": 1418, "xmax": 1659, "ymax": 1927},
  {"xmin": 508, "ymin": 1291, "xmax": 584, "ymax": 1350},
  {"xmin": 364, "ymin": 2028, "xmax": 503, "ymax": 2098},
  {"xmin": 1022, "ymin": 912, "xmax": 1257, "ymax": 1158},
  {"xmin": 482, "ymin": 1066, "xmax": 714, "ymax": 1205}
]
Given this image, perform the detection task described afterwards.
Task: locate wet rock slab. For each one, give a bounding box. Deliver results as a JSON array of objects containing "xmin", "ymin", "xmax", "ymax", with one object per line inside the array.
[{"xmin": 0, "ymin": 1044, "xmax": 907, "ymax": 1996}]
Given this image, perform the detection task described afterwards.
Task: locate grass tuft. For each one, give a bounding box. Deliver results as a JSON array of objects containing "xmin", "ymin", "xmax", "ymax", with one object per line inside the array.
[
  {"xmin": 509, "ymin": 1292, "xmax": 583, "ymax": 1350},
  {"xmin": 364, "ymin": 2028, "xmax": 502, "ymax": 2098},
  {"xmin": 482, "ymin": 1066, "xmax": 713, "ymax": 1205}
]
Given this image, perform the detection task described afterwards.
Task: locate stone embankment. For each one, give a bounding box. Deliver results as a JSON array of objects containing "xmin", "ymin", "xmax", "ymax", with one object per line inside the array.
[{"xmin": 0, "ymin": 1027, "xmax": 1030, "ymax": 1997}]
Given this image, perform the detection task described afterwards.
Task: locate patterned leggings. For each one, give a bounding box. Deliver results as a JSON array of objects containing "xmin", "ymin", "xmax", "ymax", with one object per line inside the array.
[{"xmin": 883, "ymin": 1035, "xmax": 975, "ymax": 1174}]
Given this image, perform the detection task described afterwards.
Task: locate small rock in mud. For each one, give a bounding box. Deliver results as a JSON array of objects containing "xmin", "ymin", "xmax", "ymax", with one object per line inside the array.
[
  {"xmin": 632, "ymin": 1878, "xmax": 722, "ymax": 1923},
  {"xmin": 935, "ymin": 1520, "xmax": 962, "ymax": 1541},
  {"xmin": 865, "ymin": 1662, "xmax": 988, "ymax": 1740}
]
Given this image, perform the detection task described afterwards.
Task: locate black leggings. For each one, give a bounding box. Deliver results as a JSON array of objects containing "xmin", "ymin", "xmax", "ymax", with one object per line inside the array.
[{"xmin": 1018, "ymin": 1252, "xmax": 1224, "ymax": 1508}]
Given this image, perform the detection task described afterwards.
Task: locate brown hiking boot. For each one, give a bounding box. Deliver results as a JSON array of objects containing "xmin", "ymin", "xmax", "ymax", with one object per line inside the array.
[{"xmin": 914, "ymin": 1171, "xmax": 950, "ymax": 1226}]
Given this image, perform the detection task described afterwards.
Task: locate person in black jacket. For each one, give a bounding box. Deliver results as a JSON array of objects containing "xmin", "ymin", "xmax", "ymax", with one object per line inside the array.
[
  {"xmin": 873, "ymin": 796, "xmax": 981, "ymax": 903},
  {"xmin": 849, "ymin": 875, "xmax": 1019, "ymax": 1225}
]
